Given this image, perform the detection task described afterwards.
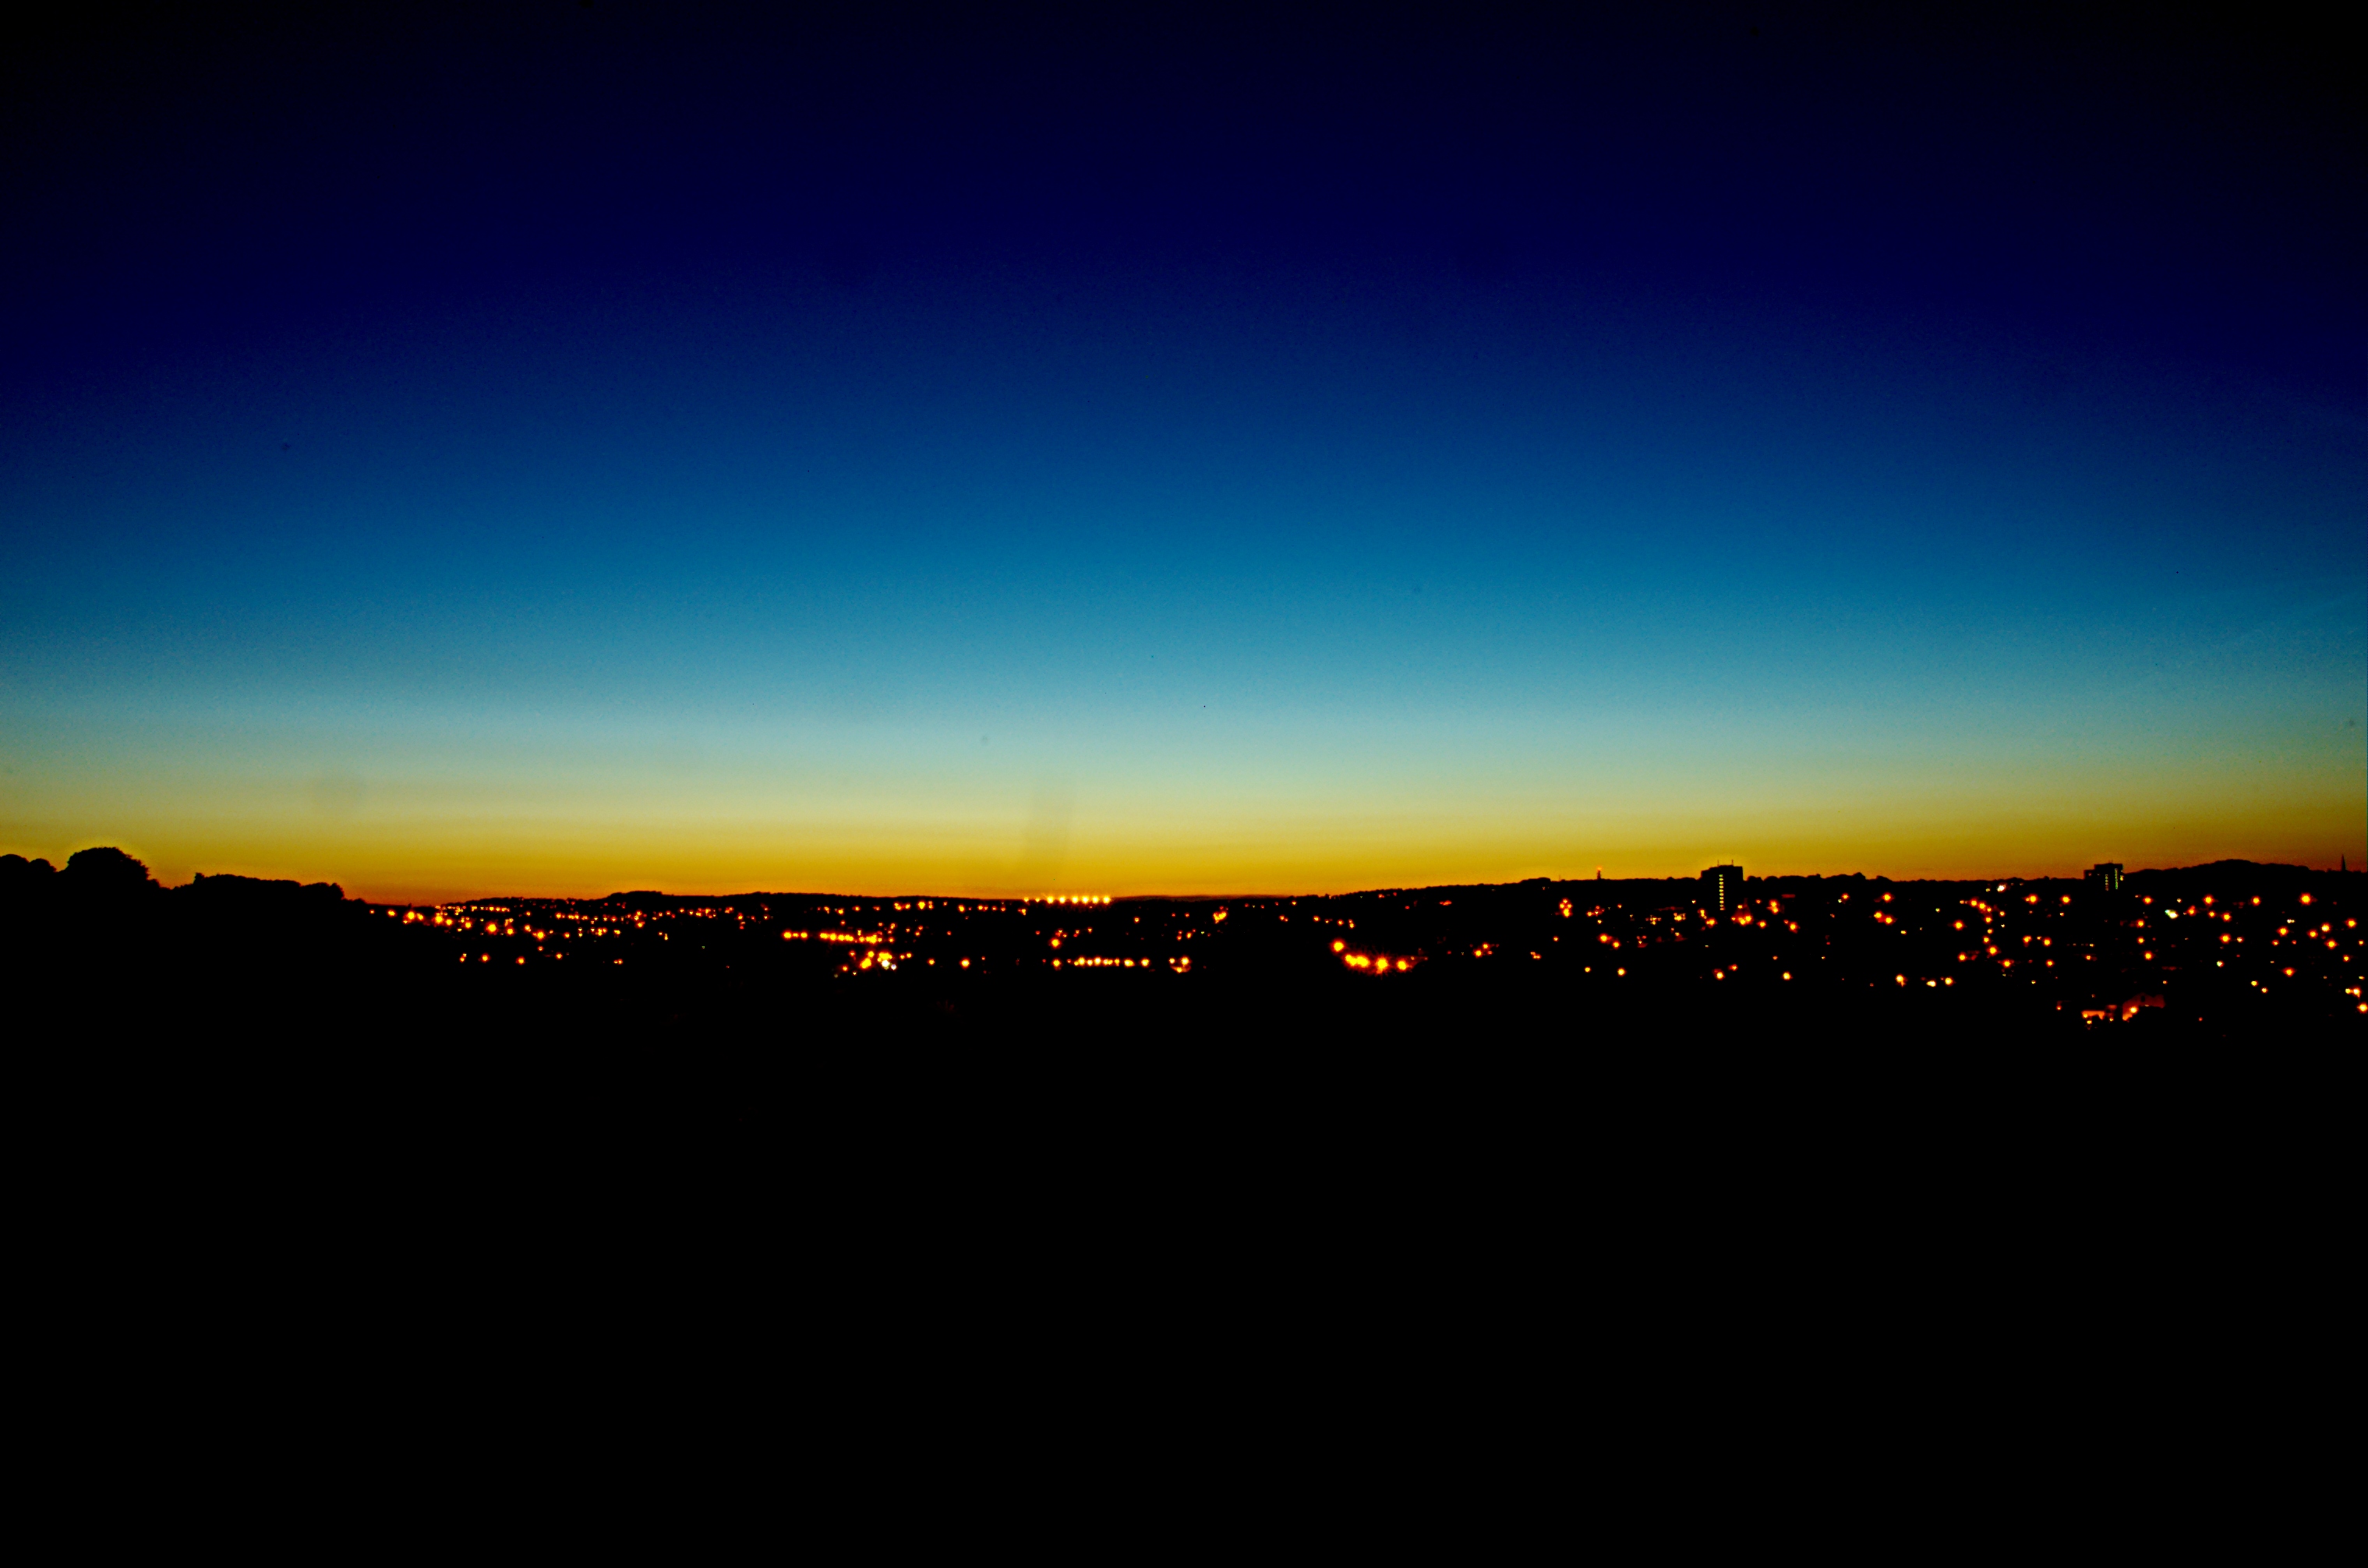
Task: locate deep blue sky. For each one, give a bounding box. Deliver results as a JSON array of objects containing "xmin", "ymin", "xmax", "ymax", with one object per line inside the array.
[{"xmin": 2, "ymin": 4, "xmax": 2359, "ymax": 897}]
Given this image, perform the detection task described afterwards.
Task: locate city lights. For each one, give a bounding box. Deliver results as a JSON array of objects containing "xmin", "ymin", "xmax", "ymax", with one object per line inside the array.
[{"xmin": 21, "ymin": 845, "xmax": 2356, "ymax": 1035}]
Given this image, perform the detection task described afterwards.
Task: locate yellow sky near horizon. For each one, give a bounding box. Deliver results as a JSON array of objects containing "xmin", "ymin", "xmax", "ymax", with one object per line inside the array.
[{"xmin": 9, "ymin": 790, "xmax": 2358, "ymax": 905}]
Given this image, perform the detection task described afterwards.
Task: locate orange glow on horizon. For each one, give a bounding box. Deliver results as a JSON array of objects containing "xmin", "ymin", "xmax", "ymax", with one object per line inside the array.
[{"xmin": 5, "ymin": 803, "xmax": 2359, "ymax": 906}]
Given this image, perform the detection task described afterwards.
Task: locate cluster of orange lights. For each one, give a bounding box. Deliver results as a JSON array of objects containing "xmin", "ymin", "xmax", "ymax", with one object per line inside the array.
[{"xmin": 374, "ymin": 880, "xmax": 2357, "ymax": 1008}]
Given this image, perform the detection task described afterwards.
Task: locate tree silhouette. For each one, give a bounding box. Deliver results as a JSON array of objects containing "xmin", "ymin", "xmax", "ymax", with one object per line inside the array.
[{"xmin": 61, "ymin": 846, "xmax": 157, "ymax": 898}]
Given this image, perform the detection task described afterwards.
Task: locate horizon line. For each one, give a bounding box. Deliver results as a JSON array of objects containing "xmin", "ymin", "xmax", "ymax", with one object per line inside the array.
[{"xmin": 116, "ymin": 861, "xmax": 2368, "ymax": 907}]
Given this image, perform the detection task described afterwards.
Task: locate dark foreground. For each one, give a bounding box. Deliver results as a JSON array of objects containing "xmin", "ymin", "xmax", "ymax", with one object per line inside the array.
[
  {"xmin": 12, "ymin": 852, "xmax": 2345, "ymax": 1509},
  {"xmin": 6, "ymin": 849, "xmax": 2354, "ymax": 1158}
]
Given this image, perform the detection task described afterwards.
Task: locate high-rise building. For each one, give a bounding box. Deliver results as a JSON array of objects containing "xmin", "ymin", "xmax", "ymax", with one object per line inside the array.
[
  {"xmin": 1702, "ymin": 864, "xmax": 1743, "ymax": 912},
  {"xmin": 2084, "ymin": 863, "xmax": 2123, "ymax": 892}
]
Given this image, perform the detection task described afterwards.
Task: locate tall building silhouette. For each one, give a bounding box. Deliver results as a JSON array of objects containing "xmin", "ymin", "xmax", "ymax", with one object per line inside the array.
[
  {"xmin": 2084, "ymin": 863, "xmax": 2123, "ymax": 892},
  {"xmin": 1701, "ymin": 864, "xmax": 1743, "ymax": 912}
]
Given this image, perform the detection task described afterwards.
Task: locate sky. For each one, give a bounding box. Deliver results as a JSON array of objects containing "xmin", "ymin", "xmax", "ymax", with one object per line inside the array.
[{"xmin": 2, "ymin": 4, "xmax": 2360, "ymax": 901}]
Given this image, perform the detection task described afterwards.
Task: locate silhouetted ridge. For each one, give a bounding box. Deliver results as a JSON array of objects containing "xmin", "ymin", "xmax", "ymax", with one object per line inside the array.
[
  {"xmin": 184, "ymin": 872, "xmax": 348, "ymax": 911},
  {"xmin": 2, "ymin": 848, "xmax": 2359, "ymax": 1044}
]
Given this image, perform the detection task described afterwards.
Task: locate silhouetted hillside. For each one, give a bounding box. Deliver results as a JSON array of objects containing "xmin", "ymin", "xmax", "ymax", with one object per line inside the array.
[{"xmin": 5, "ymin": 849, "xmax": 2358, "ymax": 1054}]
